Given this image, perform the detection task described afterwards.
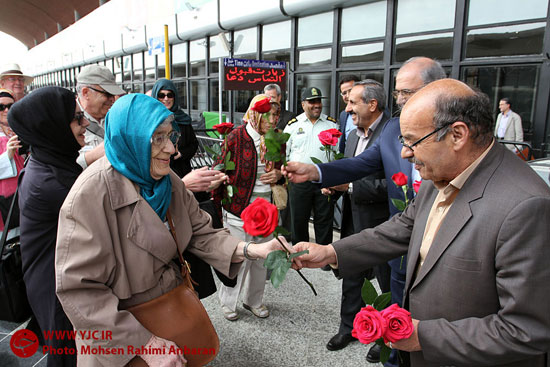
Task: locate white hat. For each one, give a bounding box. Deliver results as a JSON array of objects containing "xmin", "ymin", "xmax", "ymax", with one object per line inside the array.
[{"xmin": 0, "ymin": 63, "xmax": 34, "ymax": 86}]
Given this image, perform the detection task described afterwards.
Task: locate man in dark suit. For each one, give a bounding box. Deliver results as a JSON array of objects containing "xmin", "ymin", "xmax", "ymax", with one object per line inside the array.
[
  {"xmin": 290, "ymin": 79, "xmax": 550, "ymax": 366},
  {"xmin": 324, "ymin": 80, "xmax": 390, "ymax": 352},
  {"xmin": 264, "ymin": 83, "xmax": 296, "ymax": 130},
  {"xmin": 337, "ymin": 75, "xmax": 360, "ymax": 153}
]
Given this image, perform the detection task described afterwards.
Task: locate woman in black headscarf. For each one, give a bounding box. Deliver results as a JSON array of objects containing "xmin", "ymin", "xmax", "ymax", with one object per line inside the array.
[{"xmin": 9, "ymin": 86, "xmax": 90, "ymax": 367}]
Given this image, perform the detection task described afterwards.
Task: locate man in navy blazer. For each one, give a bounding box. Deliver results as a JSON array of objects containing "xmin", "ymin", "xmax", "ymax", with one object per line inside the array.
[
  {"xmin": 338, "ymin": 75, "xmax": 360, "ymax": 153},
  {"xmin": 284, "ymin": 57, "xmax": 446, "ymax": 365}
]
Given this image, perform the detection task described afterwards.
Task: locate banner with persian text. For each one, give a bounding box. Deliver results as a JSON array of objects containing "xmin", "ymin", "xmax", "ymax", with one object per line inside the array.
[{"xmin": 223, "ymin": 58, "xmax": 286, "ymax": 91}]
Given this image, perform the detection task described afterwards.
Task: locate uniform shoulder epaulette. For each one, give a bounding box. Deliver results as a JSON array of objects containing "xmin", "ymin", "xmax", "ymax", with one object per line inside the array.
[
  {"xmin": 327, "ymin": 116, "xmax": 337, "ymax": 123},
  {"xmin": 287, "ymin": 117, "xmax": 298, "ymax": 125}
]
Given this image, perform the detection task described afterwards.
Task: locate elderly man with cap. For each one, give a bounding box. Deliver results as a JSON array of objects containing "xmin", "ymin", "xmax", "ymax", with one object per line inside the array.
[
  {"xmin": 76, "ymin": 64, "xmax": 125, "ymax": 169},
  {"xmin": 283, "ymin": 87, "xmax": 338, "ymax": 253},
  {"xmin": 0, "ymin": 63, "xmax": 34, "ymax": 101}
]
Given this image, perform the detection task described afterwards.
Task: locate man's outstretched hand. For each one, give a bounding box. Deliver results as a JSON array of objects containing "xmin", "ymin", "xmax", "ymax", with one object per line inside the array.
[
  {"xmin": 282, "ymin": 162, "xmax": 320, "ymax": 183},
  {"xmin": 291, "ymin": 242, "xmax": 337, "ymax": 270}
]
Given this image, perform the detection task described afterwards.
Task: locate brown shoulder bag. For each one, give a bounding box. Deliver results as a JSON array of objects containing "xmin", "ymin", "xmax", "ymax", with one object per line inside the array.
[{"xmin": 127, "ymin": 210, "xmax": 219, "ymax": 366}]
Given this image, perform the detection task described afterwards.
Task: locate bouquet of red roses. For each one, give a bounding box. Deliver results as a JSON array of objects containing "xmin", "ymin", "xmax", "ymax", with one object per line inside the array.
[{"xmin": 352, "ymin": 280, "xmax": 414, "ymax": 363}]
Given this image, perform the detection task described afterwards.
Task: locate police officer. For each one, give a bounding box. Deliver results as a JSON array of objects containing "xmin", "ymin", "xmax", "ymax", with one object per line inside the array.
[{"xmin": 284, "ymin": 87, "xmax": 338, "ymax": 253}]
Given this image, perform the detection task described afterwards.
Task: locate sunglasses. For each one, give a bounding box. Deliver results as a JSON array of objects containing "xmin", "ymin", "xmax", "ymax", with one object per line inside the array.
[
  {"xmin": 158, "ymin": 92, "xmax": 175, "ymax": 99},
  {"xmin": 88, "ymin": 86, "xmax": 115, "ymax": 99},
  {"xmin": 0, "ymin": 103, "xmax": 14, "ymax": 112},
  {"xmin": 74, "ymin": 111, "xmax": 87, "ymax": 126}
]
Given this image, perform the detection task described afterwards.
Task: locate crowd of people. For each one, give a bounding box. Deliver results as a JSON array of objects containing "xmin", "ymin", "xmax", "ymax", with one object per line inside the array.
[{"xmin": 0, "ymin": 55, "xmax": 548, "ymax": 367}]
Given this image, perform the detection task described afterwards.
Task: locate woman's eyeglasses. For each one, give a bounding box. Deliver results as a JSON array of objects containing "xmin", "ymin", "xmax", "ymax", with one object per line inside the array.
[
  {"xmin": 74, "ymin": 111, "xmax": 87, "ymax": 126},
  {"xmin": 151, "ymin": 131, "xmax": 180, "ymax": 147},
  {"xmin": 0, "ymin": 103, "xmax": 14, "ymax": 112},
  {"xmin": 158, "ymin": 92, "xmax": 174, "ymax": 99}
]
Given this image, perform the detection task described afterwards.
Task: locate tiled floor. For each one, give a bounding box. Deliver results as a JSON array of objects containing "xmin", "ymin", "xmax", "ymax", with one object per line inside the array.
[{"xmin": 1, "ymin": 227, "xmax": 382, "ymax": 366}]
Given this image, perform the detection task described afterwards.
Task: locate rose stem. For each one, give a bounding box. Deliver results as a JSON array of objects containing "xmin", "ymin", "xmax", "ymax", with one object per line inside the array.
[{"xmin": 275, "ymin": 237, "xmax": 317, "ymax": 296}]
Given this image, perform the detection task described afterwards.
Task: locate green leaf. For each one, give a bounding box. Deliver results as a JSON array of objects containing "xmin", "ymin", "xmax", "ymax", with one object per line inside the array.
[
  {"xmin": 391, "ymin": 198, "xmax": 406, "ymax": 212},
  {"xmin": 265, "ymin": 152, "xmax": 282, "ymax": 162},
  {"xmin": 265, "ymin": 139, "xmax": 280, "ymax": 153},
  {"xmin": 263, "ymin": 250, "xmax": 287, "ymax": 269},
  {"xmin": 270, "ymin": 261, "xmax": 291, "ymax": 288},
  {"xmin": 373, "ymin": 292, "xmax": 392, "ymax": 311},
  {"xmin": 380, "ymin": 344, "xmax": 392, "ymax": 364},
  {"xmin": 225, "ymin": 161, "xmax": 235, "ymax": 171},
  {"xmin": 212, "ymin": 143, "xmax": 222, "ymax": 155},
  {"xmin": 275, "ymin": 226, "xmax": 290, "ymax": 235},
  {"xmin": 221, "ymin": 198, "xmax": 228, "ymax": 205},
  {"xmin": 361, "ymin": 279, "xmax": 378, "ymax": 305},
  {"xmin": 224, "ymin": 151, "xmax": 232, "ymax": 165},
  {"xmin": 289, "ymin": 249, "xmax": 309, "ymax": 260},
  {"xmin": 226, "ymin": 185, "xmax": 234, "ymax": 197},
  {"xmin": 204, "ymin": 145, "xmax": 218, "ymax": 159},
  {"xmin": 319, "ymin": 146, "xmax": 325, "ymax": 152},
  {"xmin": 375, "ymin": 338, "xmax": 386, "ymax": 347},
  {"xmin": 213, "ymin": 163, "xmax": 225, "ymax": 171},
  {"xmin": 334, "ymin": 152, "xmax": 345, "ymax": 160},
  {"xmin": 310, "ymin": 156, "xmax": 323, "ymax": 165}
]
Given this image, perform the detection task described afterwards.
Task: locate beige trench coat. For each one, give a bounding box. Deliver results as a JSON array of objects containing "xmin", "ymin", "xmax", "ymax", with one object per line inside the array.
[{"xmin": 55, "ymin": 157, "xmax": 241, "ymax": 366}]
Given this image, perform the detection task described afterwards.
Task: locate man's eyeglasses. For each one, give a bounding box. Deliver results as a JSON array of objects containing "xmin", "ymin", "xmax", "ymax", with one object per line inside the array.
[
  {"xmin": 151, "ymin": 131, "xmax": 181, "ymax": 147},
  {"xmin": 392, "ymin": 89, "xmax": 419, "ymax": 99},
  {"xmin": 340, "ymin": 89, "xmax": 352, "ymax": 98},
  {"xmin": 398, "ymin": 124, "xmax": 451, "ymax": 152},
  {"xmin": 0, "ymin": 103, "xmax": 14, "ymax": 112},
  {"xmin": 5, "ymin": 77, "xmax": 24, "ymax": 83},
  {"xmin": 74, "ymin": 111, "xmax": 87, "ymax": 126},
  {"xmin": 87, "ymin": 86, "xmax": 115, "ymax": 99},
  {"xmin": 158, "ymin": 92, "xmax": 175, "ymax": 99}
]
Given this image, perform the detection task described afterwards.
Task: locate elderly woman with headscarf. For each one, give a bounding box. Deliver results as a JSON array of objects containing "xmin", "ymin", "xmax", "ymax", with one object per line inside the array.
[
  {"xmin": 9, "ymin": 86, "xmax": 90, "ymax": 367},
  {"xmin": 0, "ymin": 88, "xmax": 24, "ymax": 230},
  {"xmin": 212, "ymin": 94, "xmax": 282, "ymax": 321},
  {"xmin": 55, "ymin": 94, "xmax": 283, "ymax": 367}
]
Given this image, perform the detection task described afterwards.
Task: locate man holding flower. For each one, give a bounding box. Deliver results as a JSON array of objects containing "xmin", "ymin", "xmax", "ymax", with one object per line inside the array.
[
  {"xmin": 283, "ymin": 87, "xmax": 339, "ymax": 249},
  {"xmin": 292, "ymin": 79, "xmax": 550, "ymax": 366}
]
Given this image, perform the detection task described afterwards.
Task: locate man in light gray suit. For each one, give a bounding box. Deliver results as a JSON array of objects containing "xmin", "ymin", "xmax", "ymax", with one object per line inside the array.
[
  {"xmin": 290, "ymin": 79, "xmax": 550, "ymax": 366},
  {"xmin": 494, "ymin": 97, "xmax": 523, "ymax": 151}
]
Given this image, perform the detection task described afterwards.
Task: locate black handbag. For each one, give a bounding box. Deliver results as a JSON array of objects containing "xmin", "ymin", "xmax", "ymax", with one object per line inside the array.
[{"xmin": 0, "ymin": 186, "xmax": 32, "ymax": 322}]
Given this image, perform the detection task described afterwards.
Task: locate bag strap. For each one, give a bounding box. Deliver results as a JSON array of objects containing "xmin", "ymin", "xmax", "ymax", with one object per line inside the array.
[
  {"xmin": 0, "ymin": 186, "xmax": 18, "ymax": 258},
  {"xmin": 165, "ymin": 210, "xmax": 195, "ymax": 288}
]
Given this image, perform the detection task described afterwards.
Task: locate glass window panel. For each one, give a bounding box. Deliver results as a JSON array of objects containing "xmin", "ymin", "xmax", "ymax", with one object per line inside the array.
[
  {"xmin": 341, "ymin": 2, "xmax": 386, "ymax": 42},
  {"xmin": 190, "ymin": 39, "xmax": 206, "ymax": 76},
  {"xmin": 172, "ymin": 43, "xmax": 187, "ymax": 78},
  {"xmin": 295, "ymin": 73, "xmax": 331, "ymax": 116},
  {"xmin": 210, "ymin": 35, "xmax": 230, "ymax": 75},
  {"xmin": 395, "ymin": 32, "xmax": 453, "ymax": 62},
  {"xmin": 466, "ymin": 23, "xmax": 545, "ymax": 58},
  {"xmin": 234, "ymin": 28, "xmax": 258, "ymax": 57},
  {"xmin": 113, "ymin": 57, "xmax": 122, "ymax": 83},
  {"xmin": 462, "ymin": 65, "xmax": 540, "ymax": 137},
  {"xmin": 298, "ymin": 48, "xmax": 332, "ymax": 68},
  {"xmin": 132, "ymin": 83, "xmax": 144, "ymax": 94},
  {"xmin": 190, "ymin": 80, "xmax": 207, "ymax": 111},
  {"xmin": 396, "ymin": 0, "xmax": 455, "ymax": 35},
  {"xmin": 174, "ymin": 81, "xmax": 188, "ymax": 110},
  {"xmin": 341, "ymin": 43, "xmax": 384, "ymax": 64},
  {"xmin": 468, "ymin": 0, "xmax": 548, "ymax": 26},
  {"xmin": 133, "ymin": 53, "xmax": 143, "ymax": 81},
  {"xmin": 235, "ymin": 90, "xmax": 257, "ymax": 114},
  {"xmin": 263, "ymin": 21, "xmax": 291, "ymax": 51},
  {"xmin": 298, "ymin": 12, "xmax": 333, "ymax": 47},
  {"xmin": 144, "ymin": 51, "xmax": 156, "ymax": 81},
  {"xmin": 123, "ymin": 56, "xmax": 132, "ymax": 82},
  {"xmin": 209, "ymin": 79, "xmax": 229, "ymax": 112},
  {"xmin": 262, "ymin": 50, "xmax": 290, "ymax": 67}
]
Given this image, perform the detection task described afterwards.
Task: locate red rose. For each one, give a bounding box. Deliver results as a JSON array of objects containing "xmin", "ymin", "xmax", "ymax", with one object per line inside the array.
[
  {"xmin": 213, "ymin": 122, "xmax": 234, "ymax": 135},
  {"xmin": 325, "ymin": 128, "xmax": 343, "ymax": 139},
  {"xmin": 391, "ymin": 172, "xmax": 408, "ymax": 187},
  {"xmin": 413, "ymin": 179, "xmax": 422, "ymax": 193},
  {"xmin": 380, "ymin": 303, "xmax": 414, "ymax": 343},
  {"xmin": 241, "ymin": 198, "xmax": 278, "ymax": 237},
  {"xmin": 351, "ymin": 305, "xmax": 387, "ymax": 344},
  {"xmin": 318, "ymin": 130, "xmax": 339, "ymax": 146},
  {"xmin": 251, "ymin": 97, "xmax": 272, "ymax": 114}
]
